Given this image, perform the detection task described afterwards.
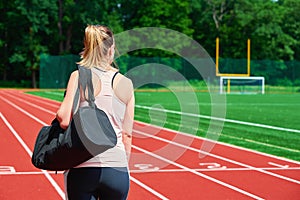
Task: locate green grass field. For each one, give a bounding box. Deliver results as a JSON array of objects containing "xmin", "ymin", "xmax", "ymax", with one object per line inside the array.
[{"xmin": 27, "ymin": 90, "xmax": 300, "ymax": 161}]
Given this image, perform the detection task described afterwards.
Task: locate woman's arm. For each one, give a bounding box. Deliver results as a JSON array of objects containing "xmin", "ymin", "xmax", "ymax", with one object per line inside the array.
[
  {"xmin": 122, "ymin": 94, "xmax": 135, "ymax": 161},
  {"xmin": 113, "ymin": 74, "xmax": 135, "ymax": 161},
  {"xmin": 56, "ymin": 71, "xmax": 79, "ymax": 129}
]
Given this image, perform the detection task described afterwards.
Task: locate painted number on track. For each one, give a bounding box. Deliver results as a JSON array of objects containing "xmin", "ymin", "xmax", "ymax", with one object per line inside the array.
[
  {"xmin": 199, "ymin": 163, "xmax": 227, "ymax": 169},
  {"xmin": 0, "ymin": 166, "xmax": 16, "ymax": 174},
  {"xmin": 268, "ymin": 162, "xmax": 289, "ymax": 168},
  {"xmin": 134, "ymin": 164, "xmax": 159, "ymax": 171}
]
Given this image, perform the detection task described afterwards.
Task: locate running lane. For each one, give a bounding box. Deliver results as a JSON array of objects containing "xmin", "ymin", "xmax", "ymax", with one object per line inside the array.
[
  {"xmin": 0, "ymin": 89, "xmax": 167, "ymax": 199},
  {"xmin": 0, "ymin": 98, "xmax": 63, "ymax": 199},
  {"xmin": 130, "ymin": 121, "xmax": 300, "ymax": 199}
]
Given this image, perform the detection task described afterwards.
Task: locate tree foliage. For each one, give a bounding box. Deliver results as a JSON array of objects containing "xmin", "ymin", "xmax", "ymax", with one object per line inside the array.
[{"xmin": 0, "ymin": 0, "xmax": 299, "ymax": 87}]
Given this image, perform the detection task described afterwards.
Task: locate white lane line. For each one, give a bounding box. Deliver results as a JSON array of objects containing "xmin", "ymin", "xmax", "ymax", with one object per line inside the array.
[
  {"xmin": 135, "ymin": 105, "xmax": 300, "ymax": 133},
  {"xmin": 134, "ymin": 130, "xmax": 300, "ymax": 185},
  {"xmin": 0, "ymin": 95, "xmax": 166, "ymax": 200},
  {"xmin": 130, "ymin": 167, "xmax": 300, "ymax": 173},
  {"xmin": 5, "ymin": 91, "xmax": 60, "ymax": 108},
  {"xmin": 4, "ymin": 92, "xmax": 56, "ymax": 115},
  {"xmin": 132, "ymin": 145, "xmax": 264, "ymax": 200},
  {"xmin": 44, "ymin": 91, "xmax": 64, "ymax": 96},
  {"xmin": 130, "ymin": 176, "xmax": 169, "ymax": 200},
  {"xmin": 0, "ymin": 96, "xmax": 48, "ymax": 126},
  {"xmin": 222, "ymin": 134, "xmax": 300, "ymax": 153},
  {"xmin": 1, "ymin": 166, "xmax": 300, "ymax": 175},
  {"xmin": 0, "ymin": 112, "xmax": 65, "ymax": 199}
]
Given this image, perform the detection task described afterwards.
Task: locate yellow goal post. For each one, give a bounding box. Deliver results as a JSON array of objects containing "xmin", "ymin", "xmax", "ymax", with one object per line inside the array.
[{"xmin": 216, "ymin": 37, "xmax": 251, "ymax": 77}]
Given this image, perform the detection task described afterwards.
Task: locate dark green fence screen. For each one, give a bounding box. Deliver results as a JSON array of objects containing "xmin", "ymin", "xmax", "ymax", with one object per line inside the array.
[
  {"xmin": 39, "ymin": 54, "xmax": 300, "ymax": 90},
  {"xmin": 39, "ymin": 54, "xmax": 79, "ymax": 88}
]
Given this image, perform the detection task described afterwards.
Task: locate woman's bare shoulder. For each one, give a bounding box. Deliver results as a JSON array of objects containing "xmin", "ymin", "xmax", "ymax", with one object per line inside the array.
[
  {"xmin": 70, "ymin": 70, "xmax": 79, "ymax": 79},
  {"xmin": 114, "ymin": 73, "xmax": 133, "ymax": 89},
  {"xmin": 113, "ymin": 73, "xmax": 134, "ymax": 104}
]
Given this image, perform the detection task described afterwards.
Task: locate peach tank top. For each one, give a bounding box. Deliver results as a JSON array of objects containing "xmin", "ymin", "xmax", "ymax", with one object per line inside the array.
[{"xmin": 75, "ymin": 68, "xmax": 128, "ymax": 168}]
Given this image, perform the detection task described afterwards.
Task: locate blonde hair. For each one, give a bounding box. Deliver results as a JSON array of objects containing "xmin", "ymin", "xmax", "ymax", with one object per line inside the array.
[{"xmin": 77, "ymin": 25, "xmax": 116, "ymax": 69}]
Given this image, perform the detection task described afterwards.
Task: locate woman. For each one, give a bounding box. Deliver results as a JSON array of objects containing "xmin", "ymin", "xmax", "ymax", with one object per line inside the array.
[{"xmin": 56, "ymin": 25, "xmax": 134, "ymax": 200}]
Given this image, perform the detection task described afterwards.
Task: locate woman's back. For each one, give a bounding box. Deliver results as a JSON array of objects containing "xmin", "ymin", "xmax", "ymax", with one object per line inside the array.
[{"xmin": 75, "ymin": 68, "xmax": 130, "ymax": 168}]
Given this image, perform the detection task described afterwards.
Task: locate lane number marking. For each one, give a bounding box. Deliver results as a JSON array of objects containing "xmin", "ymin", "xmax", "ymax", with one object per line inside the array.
[
  {"xmin": 0, "ymin": 166, "xmax": 16, "ymax": 174},
  {"xmin": 134, "ymin": 164, "xmax": 159, "ymax": 171},
  {"xmin": 268, "ymin": 162, "xmax": 289, "ymax": 168},
  {"xmin": 199, "ymin": 163, "xmax": 227, "ymax": 169}
]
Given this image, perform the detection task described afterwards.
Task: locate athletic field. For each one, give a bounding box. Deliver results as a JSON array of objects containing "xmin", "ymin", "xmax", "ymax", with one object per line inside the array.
[
  {"xmin": 0, "ymin": 89, "xmax": 299, "ymax": 199},
  {"xmin": 27, "ymin": 89, "xmax": 300, "ymax": 161}
]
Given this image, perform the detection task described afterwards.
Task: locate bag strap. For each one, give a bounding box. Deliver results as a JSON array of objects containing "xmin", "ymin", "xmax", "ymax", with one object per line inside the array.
[
  {"xmin": 72, "ymin": 66, "xmax": 96, "ymax": 114},
  {"xmin": 79, "ymin": 66, "xmax": 95, "ymax": 105}
]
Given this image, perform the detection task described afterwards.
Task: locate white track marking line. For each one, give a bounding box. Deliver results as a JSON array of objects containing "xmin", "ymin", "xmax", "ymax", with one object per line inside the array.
[
  {"xmin": 132, "ymin": 145, "xmax": 264, "ymax": 200},
  {"xmin": 44, "ymin": 91, "xmax": 64, "ymax": 96},
  {"xmin": 5, "ymin": 91, "xmax": 60, "ymax": 108},
  {"xmin": 130, "ymin": 167, "xmax": 300, "ymax": 173},
  {"xmin": 135, "ymin": 105, "xmax": 300, "ymax": 133},
  {"xmin": 222, "ymin": 134, "xmax": 300, "ymax": 153},
  {"xmin": 0, "ymin": 112, "xmax": 65, "ymax": 199},
  {"xmin": 134, "ymin": 130, "xmax": 300, "ymax": 185},
  {"xmin": 0, "ymin": 96, "xmax": 49, "ymax": 126},
  {"xmin": 1, "ymin": 166, "xmax": 300, "ymax": 175},
  {"xmin": 4, "ymin": 92, "xmax": 56, "ymax": 115},
  {"xmin": 130, "ymin": 176, "xmax": 169, "ymax": 200},
  {"xmin": 0, "ymin": 94, "xmax": 165, "ymax": 199}
]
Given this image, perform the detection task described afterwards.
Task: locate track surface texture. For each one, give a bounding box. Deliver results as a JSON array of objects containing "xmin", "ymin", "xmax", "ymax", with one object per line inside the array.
[{"xmin": 0, "ymin": 89, "xmax": 299, "ymax": 200}]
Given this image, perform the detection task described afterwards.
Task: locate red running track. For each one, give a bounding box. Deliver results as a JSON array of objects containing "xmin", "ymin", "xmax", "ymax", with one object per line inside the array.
[{"xmin": 0, "ymin": 89, "xmax": 299, "ymax": 199}]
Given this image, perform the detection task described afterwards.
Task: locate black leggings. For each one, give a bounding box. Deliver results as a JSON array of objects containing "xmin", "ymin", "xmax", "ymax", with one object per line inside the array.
[{"xmin": 66, "ymin": 167, "xmax": 129, "ymax": 200}]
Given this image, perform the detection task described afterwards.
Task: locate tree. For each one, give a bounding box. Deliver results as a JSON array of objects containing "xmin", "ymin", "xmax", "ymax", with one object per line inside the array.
[
  {"xmin": 0, "ymin": 0, "xmax": 299, "ymax": 87},
  {"xmin": 119, "ymin": 0, "xmax": 193, "ymax": 58},
  {"xmin": 8, "ymin": 0, "xmax": 57, "ymax": 88},
  {"xmin": 1, "ymin": 0, "xmax": 123, "ymax": 87},
  {"xmin": 280, "ymin": 0, "xmax": 300, "ymax": 60},
  {"xmin": 190, "ymin": 0, "xmax": 234, "ymax": 58},
  {"xmin": 54, "ymin": 0, "xmax": 123, "ymax": 55},
  {"xmin": 0, "ymin": 0, "xmax": 12, "ymax": 81}
]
